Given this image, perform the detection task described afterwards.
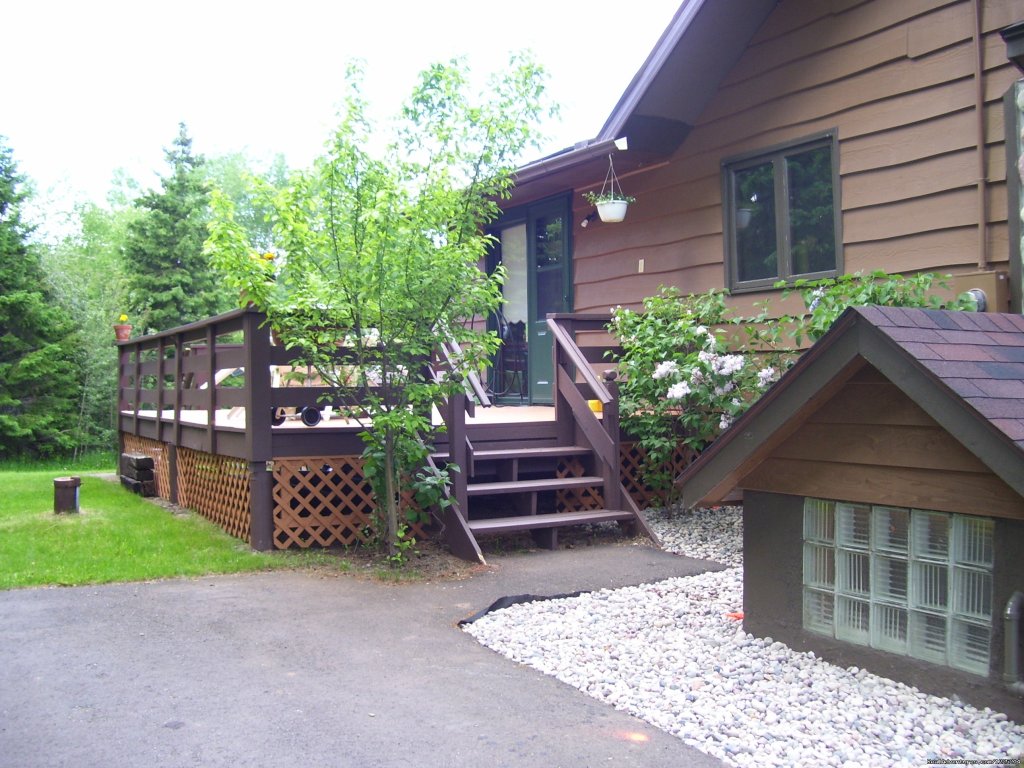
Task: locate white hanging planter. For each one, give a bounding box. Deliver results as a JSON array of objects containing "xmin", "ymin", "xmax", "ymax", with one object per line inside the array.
[
  {"xmin": 596, "ymin": 199, "xmax": 629, "ymax": 222},
  {"xmin": 583, "ymin": 154, "xmax": 634, "ymax": 225}
]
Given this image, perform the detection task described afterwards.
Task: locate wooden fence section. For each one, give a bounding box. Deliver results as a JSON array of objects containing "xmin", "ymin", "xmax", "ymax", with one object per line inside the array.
[
  {"xmin": 121, "ymin": 433, "xmax": 172, "ymax": 500},
  {"xmin": 178, "ymin": 447, "xmax": 252, "ymax": 542}
]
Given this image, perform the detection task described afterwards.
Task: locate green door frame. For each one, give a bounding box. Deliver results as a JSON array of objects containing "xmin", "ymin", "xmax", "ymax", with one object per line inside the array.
[{"xmin": 488, "ymin": 194, "xmax": 573, "ymax": 404}]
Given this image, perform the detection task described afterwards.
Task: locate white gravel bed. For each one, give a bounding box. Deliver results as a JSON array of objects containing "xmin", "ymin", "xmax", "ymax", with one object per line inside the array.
[
  {"xmin": 464, "ymin": 510, "xmax": 1024, "ymax": 767},
  {"xmin": 646, "ymin": 505, "xmax": 743, "ymax": 567}
]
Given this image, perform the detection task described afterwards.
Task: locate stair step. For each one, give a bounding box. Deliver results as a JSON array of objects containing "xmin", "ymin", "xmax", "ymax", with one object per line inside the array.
[
  {"xmin": 466, "ymin": 476, "xmax": 603, "ymax": 497},
  {"xmin": 432, "ymin": 445, "xmax": 591, "ymax": 462},
  {"xmin": 468, "ymin": 509, "xmax": 633, "ymax": 534}
]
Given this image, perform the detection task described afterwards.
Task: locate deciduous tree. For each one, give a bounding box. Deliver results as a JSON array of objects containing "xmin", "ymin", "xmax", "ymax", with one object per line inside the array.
[{"xmin": 207, "ymin": 57, "xmax": 552, "ymax": 556}]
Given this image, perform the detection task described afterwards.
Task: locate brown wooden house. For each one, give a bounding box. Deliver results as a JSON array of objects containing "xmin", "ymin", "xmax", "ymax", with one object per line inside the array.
[
  {"xmin": 676, "ymin": 305, "xmax": 1024, "ymax": 713},
  {"xmin": 495, "ymin": 0, "xmax": 1024, "ymax": 405}
]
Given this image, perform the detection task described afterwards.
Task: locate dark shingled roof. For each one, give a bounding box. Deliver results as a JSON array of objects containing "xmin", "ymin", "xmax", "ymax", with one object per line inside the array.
[
  {"xmin": 679, "ymin": 305, "xmax": 1024, "ymax": 508},
  {"xmin": 859, "ymin": 306, "xmax": 1024, "ymax": 452}
]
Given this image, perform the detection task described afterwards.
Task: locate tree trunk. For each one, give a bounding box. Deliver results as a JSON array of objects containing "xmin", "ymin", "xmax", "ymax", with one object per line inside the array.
[{"xmin": 383, "ymin": 428, "xmax": 399, "ymax": 557}]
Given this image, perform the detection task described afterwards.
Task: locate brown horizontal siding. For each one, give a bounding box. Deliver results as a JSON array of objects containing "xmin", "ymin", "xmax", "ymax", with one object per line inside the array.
[
  {"xmin": 569, "ymin": 0, "xmax": 1020, "ymax": 311},
  {"xmin": 841, "ymin": 149, "xmax": 977, "ymax": 209},
  {"xmin": 740, "ymin": 456, "xmax": 1023, "ymax": 519},
  {"xmin": 773, "ymin": 422, "xmax": 990, "ymax": 473},
  {"xmin": 842, "ymin": 225, "xmax": 1009, "ymax": 274}
]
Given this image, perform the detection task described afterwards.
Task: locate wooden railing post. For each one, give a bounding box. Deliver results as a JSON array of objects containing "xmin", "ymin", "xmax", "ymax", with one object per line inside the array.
[
  {"xmin": 447, "ymin": 389, "xmax": 469, "ymax": 517},
  {"xmin": 244, "ymin": 311, "xmax": 275, "ymax": 551},
  {"xmin": 602, "ymin": 370, "xmax": 622, "ymax": 510},
  {"xmin": 552, "ymin": 315, "xmax": 574, "ymax": 445},
  {"xmin": 205, "ymin": 323, "xmax": 217, "ymax": 454}
]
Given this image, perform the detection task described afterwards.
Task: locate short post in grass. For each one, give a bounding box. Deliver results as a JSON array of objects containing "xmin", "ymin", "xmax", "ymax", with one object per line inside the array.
[{"xmin": 53, "ymin": 476, "xmax": 81, "ymax": 514}]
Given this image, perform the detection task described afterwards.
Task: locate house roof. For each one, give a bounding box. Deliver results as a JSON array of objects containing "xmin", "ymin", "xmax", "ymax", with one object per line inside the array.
[
  {"xmin": 509, "ymin": 0, "xmax": 778, "ymax": 206},
  {"xmin": 678, "ymin": 306, "xmax": 1024, "ymax": 508}
]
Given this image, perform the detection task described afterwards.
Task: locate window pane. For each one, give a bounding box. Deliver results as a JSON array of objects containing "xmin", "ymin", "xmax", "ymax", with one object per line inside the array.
[
  {"xmin": 838, "ymin": 550, "xmax": 870, "ymax": 596},
  {"xmin": 734, "ymin": 161, "xmax": 777, "ymax": 282},
  {"xmin": 874, "ymin": 555, "xmax": 908, "ymax": 603},
  {"xmin": 955, "ymin": 516, "xmax": 993, "ymax": 566},
  {"xmin": 910, "ymin": 611, "xmax": 948, "ymax": 664},
  {"xmin": 534, "ymin": 215, "xmax": 563, "ymax": 269},
  {"xmin": 837, "ymin": 503, "xmax": 870, "ymax": 548},
  {"xmin": 912, "ymin": 511, "xmax": 949, "ymax": 561},
  {"xmin": 499, "ymin": 224, "xmax": 528, "ymax": 323},
  {"xmin": 872, "ymin": 604, "xmax": 908, "ymax": 653},
  {"xmin": 873, "ymin": 506, "xmax": 909, "ymax": 553},
  {"xmin": 950, "ymin": 620, "xmax": 990, "ymax": 675},
  {"xmin": 803, "ymin": 498, "xmax": 835, "ymax": 543},
  {"xmin": 533, "ymin": 215, "xmax": 565, "ymax": 319},
  {"xmin": 804, "ymin": 589, "xmax": 834, "ymax": 635},
  {"xmin": 836, "ymin": 597, "xmax": 870, "ymax": 643},
  {"xmin": 912, "ymin": 561, "xmax": 949, "ymax": 611},
  {"xmin": 804, "ymin": 543, "xmax": 834, "ymax": 588},
  {"xmin": 953, "ymin": 567, "xmax": 991, "ymax": 619},
  {"xmin": 787, "ymin": 145, "xmax": 835, "ymax": 275}
]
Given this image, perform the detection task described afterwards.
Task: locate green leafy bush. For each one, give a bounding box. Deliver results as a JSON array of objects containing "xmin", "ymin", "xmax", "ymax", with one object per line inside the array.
[{"xmin": 609, "ymin": 271, "xmax": 976, "ymax": 501}]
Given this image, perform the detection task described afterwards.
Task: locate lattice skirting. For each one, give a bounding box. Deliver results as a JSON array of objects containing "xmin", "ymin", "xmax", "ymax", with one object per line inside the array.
[
  {"xmin": 555, "ymin": 445, "xmax": 696, "ymax": 512},
  {"xmin": 272, "ymin": 456, "xmax": 430, "ymax": 549},
  {"xmin": 177, "ymin": 448, "xmax": 252, "ymax": 542},
  {"xmin": 620, "ymin": 442, "xmax": 698, "ymax": 509},
  {"xmin": 120, "ymin": 433, "xmax": 172, "ymax": 500}
]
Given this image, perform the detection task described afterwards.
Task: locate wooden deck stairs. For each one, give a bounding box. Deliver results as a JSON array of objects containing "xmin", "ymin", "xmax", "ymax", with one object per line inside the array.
[{"xmin": 432, "ymin": 316, "xmax": 656, "ymax": 563}]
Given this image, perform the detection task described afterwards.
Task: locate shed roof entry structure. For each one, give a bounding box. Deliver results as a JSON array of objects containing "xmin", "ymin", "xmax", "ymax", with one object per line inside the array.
[{"xmin": 679, "ymin": 306, "xmax": 1024, "ymax": 514}]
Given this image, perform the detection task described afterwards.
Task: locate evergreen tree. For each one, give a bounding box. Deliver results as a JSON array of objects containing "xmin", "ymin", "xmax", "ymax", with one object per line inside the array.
[
  {"xmin": 0, "ymin": 138, "xmax": 82, "ymax": 458},
  {"xmin": 124, "ymin": 123, "xmax": 228, "ymax": 333}
]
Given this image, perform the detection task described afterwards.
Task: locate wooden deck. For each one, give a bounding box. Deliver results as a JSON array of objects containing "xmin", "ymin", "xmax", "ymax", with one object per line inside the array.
[{"xmin": 117, "ymin": 308, "xmax": 659, "ymax": 560}]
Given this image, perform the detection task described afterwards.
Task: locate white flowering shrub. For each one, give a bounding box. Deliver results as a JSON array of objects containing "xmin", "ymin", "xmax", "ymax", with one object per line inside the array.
[{"xmin": 609, "ymin": 288, "xmax": 785, "ymax": 498}]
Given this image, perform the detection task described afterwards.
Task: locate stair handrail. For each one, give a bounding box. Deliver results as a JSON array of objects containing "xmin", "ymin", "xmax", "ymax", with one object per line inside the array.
[{"xmin": 547, "ymin": 314, "xmax": 621, "ymax": 510}]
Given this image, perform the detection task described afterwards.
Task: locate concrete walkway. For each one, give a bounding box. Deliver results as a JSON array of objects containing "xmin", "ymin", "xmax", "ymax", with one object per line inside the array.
[{"xmin": 0, "ymin": 543, "xmax": 727, "ymax": 767}]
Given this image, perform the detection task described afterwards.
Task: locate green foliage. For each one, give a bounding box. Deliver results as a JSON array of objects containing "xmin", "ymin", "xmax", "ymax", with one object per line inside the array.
[
  {"xmin": 207, "ymin": 56, "xmax": 553, "ymax": 556},
  {"xmin": 583, "ymin": 190, "xmax": 635, "ymax": 205},
  {"xmin": 124, "ymin": 123, "xmax": 231, "ymax": 333},
  {"xmin": 43, "ymin": 201, "xmax": 141, "ymax": 457},
  {"xmin": 609, "ymin": 288, "xmax": 786, "ymax": 498},
  {"xmin": 782, "ymin": 270, "xmax": 977, "ymax": 344},
  {"xmin": 0, "ymin": 138, "xmax": 82, "ymax": 459},
  {"xmin": 202, "ymin": 151, "xmax": 289, "ymax": 252}
]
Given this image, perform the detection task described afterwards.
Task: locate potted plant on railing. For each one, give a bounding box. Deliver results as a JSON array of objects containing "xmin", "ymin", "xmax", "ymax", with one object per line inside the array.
[
  {"xmin": 583, "ymin": 154, "xmax": 635, "ymax": 223},
  {"xmin": 113, "ymin": 313, "xmax": 132, "ymax": 341}
]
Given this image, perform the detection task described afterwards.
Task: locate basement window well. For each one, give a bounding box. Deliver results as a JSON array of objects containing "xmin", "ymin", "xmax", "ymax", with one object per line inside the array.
[{"xmin": 802, "ymin": 498, "xmax": 993, "ymax": 676}]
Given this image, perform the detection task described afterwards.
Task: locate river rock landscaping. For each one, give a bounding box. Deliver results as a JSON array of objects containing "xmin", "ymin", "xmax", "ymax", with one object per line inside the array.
[{"xmin": 463, "ymin": 506, "xmax": 1024, "ymax": 768}]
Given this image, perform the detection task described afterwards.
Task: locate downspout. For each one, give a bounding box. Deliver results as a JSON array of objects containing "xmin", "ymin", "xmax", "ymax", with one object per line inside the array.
[
  {"xmin": 1005, "ymin": 591, "xmax": 1024, "ymax": 697},
  {"xmin": 973, "ymin": 0, "xmax": 989, "ymax": 270}
]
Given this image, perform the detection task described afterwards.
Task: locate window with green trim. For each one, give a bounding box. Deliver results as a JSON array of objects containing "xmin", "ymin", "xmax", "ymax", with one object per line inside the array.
[
  {"xmin": 723, "ymin": 132, "xmax": 840, "ymax": 291},
  {"xmin": 802, "ymin": 498, "xmax": 993, "ymax": 676}
]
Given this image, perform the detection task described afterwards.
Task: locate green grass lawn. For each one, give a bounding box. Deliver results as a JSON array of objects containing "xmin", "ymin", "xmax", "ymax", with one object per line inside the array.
[{"xmin": 0, "ymin": 470, "xmax": 329, "ymax": 589}]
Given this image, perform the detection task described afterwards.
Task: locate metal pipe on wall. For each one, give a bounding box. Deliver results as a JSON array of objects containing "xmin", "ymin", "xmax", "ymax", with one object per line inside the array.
[
  {"xmin": 1005, "ymin": 590, "xmax": 1024, "ymax": 697},
  {"xmin": 973, "ymin": 0, "xmax": 989, "ymax": 271}
]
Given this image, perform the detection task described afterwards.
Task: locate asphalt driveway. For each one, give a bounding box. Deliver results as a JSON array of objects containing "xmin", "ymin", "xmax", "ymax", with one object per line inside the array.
[{"xmin": 0, "ymin": 543, "xmax": 726, "ymax": 767}]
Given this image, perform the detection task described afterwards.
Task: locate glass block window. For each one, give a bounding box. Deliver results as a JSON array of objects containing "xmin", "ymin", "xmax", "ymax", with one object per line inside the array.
[{"xmin": 802, "ymin": 499, "xmax": 993, "ymax": 676}]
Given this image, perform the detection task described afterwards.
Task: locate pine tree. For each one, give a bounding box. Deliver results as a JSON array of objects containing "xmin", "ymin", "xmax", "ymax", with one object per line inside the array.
[
  {"xmin": 0, "ymin": 138, "xmax": 82, "ymax": 458},
  {"xmin": 124, "ymin": 123, "xmax": 228, "ymax": 333}
]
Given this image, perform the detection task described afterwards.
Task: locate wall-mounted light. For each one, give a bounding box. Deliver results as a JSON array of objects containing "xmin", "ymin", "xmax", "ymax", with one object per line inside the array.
[{"xmin": 580, "ymin": 212, "xmax": 598, "ymax": 228}]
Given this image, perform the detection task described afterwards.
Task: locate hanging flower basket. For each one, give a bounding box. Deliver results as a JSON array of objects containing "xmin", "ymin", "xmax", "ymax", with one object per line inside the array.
[
  {"xmin": 595, "ymin": 199, "xmax": 630, "ymax": 223},
  {"xmin": 583, "ymin": 154, "xmax": 635, "ymax": 224}
]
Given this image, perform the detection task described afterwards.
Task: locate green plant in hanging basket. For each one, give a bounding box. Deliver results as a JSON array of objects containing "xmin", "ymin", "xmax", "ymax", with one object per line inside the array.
[{"xmin": 583, "ymin": 189, "xmax": 635, "ymax": 205}]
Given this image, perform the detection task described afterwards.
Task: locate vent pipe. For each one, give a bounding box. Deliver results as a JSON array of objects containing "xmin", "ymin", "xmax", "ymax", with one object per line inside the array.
[{"xmin": 1005, "ymin": 590, "xmax": 1024, "ymax": 697}]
